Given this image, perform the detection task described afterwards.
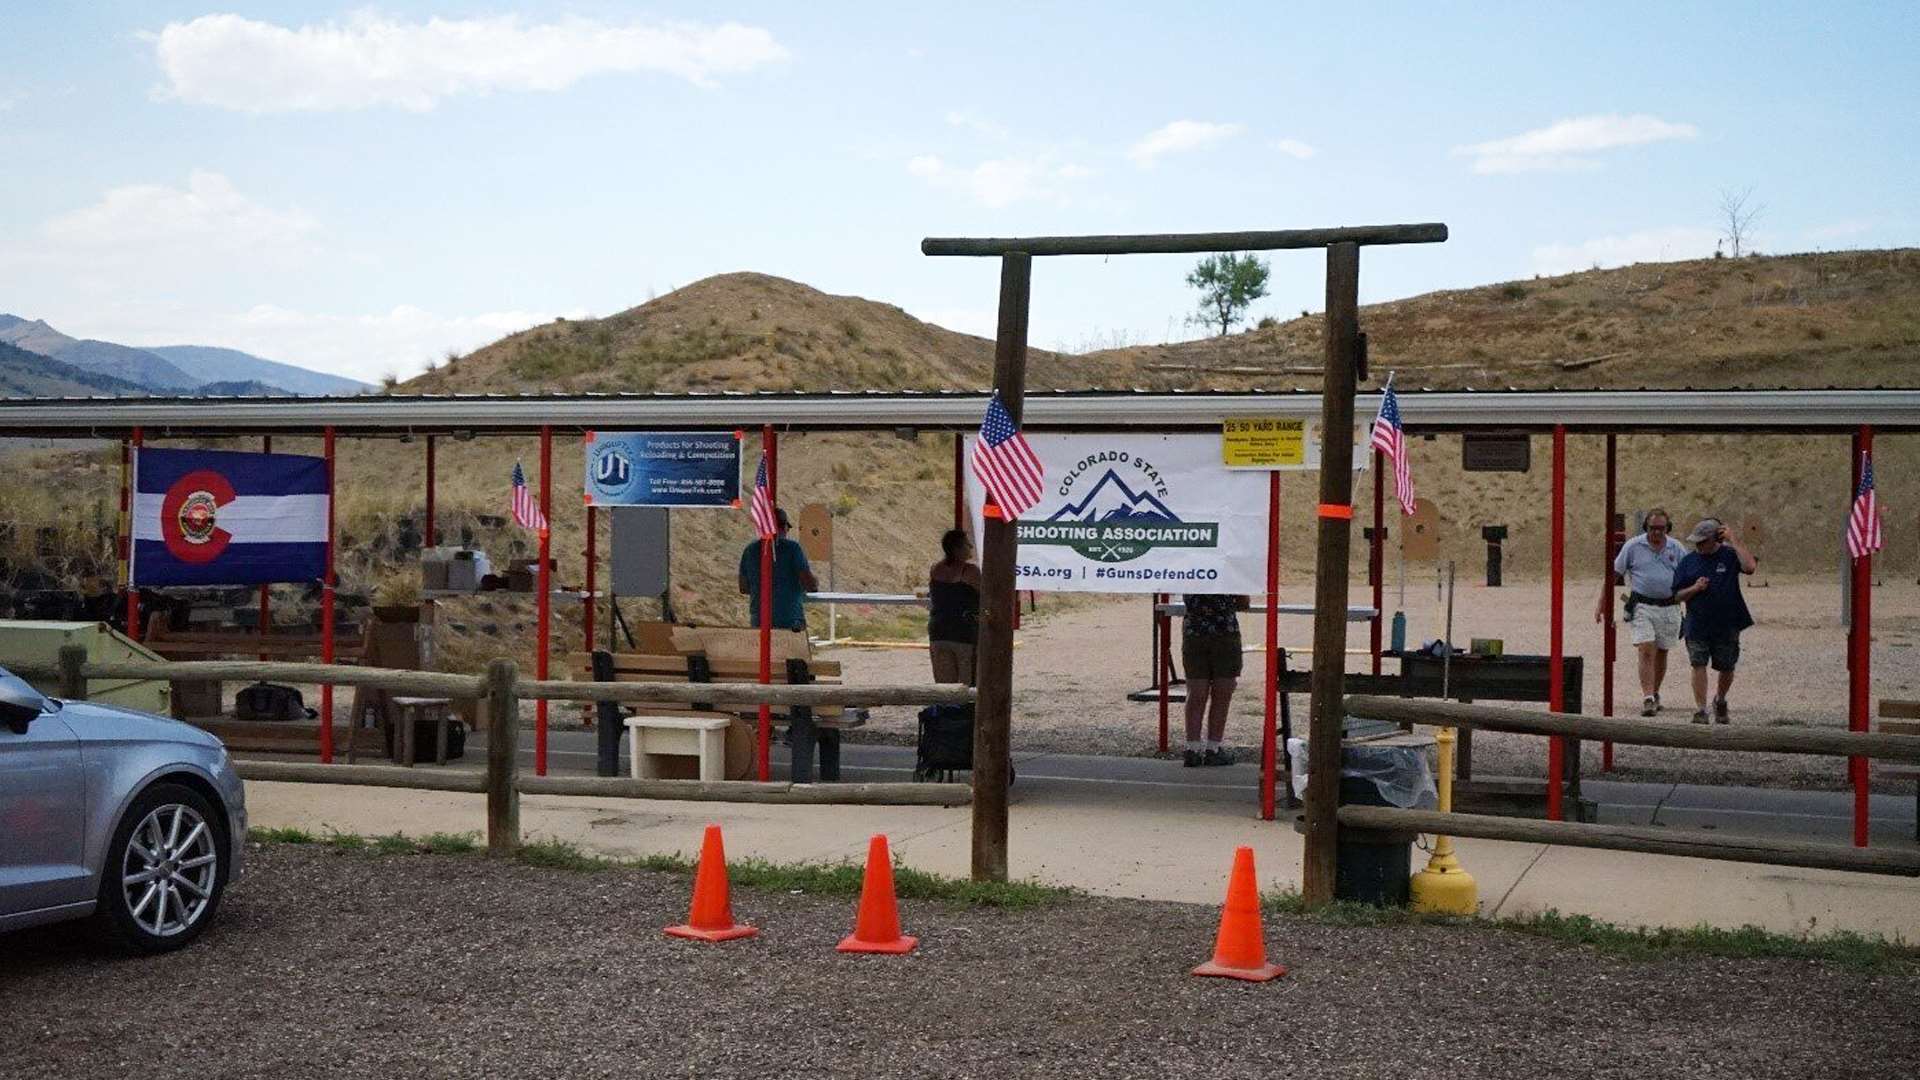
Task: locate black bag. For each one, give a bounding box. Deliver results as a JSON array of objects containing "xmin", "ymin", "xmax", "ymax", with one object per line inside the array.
[{"xmin": 235, "ymin": 682, "xmax": 315, "ymax": 722}]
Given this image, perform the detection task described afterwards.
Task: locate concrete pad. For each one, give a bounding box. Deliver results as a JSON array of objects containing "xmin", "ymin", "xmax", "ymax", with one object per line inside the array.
[{"xmin": 1494, "ymin": 842, "xmax": 1920, "ymax": 938}]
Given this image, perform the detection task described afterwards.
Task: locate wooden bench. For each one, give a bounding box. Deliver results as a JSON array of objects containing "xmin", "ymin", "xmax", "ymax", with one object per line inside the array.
[
  {"xmin": 624, "ymin": 714, "xmax": 732, "ymax": 781},
  {"xmin": 1877, "ymin": 699, "xmax": 1920, "ymax": 843},
  {"xmin": 143, "ymin": 621, "xmax": 382, "ymax": 754}
]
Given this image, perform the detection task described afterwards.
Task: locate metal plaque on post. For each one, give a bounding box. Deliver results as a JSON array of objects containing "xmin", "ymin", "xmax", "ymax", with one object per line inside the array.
[
  {"xmin": 1462, "ymin": 434, "xmax": 1531, "ymax": 473},
  {"xmin": 610, "ymin": 507, "xmax": 670, "ymax": 597}
]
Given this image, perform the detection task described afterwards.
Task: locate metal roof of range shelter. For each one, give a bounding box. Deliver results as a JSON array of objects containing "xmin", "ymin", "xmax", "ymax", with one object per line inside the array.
[{"xmin": 0, "ymin": 387, "xmax": 1917, "ymax": 437}]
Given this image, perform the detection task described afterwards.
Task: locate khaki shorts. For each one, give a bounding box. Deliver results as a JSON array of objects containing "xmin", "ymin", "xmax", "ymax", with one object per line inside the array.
[
  {"xmin": 1182, "ymin": 633, "xmax": 1244, "ymax": 681},
  {"xmin": 1627, "ymin": 602, "xmax": 1683, "ymax": 649},
  {"xmin": 930, "ymin": 640, "xmax": 975, "ymax": 686}
]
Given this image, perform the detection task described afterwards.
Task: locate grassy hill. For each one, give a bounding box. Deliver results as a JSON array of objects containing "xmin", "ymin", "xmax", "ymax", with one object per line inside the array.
[{"xmin": 0, "ymin": 340, "xmax": 148, "ymax": 397}]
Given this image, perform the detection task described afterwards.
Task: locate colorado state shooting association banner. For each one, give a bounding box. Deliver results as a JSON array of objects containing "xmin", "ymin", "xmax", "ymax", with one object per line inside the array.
[
  {"xmin": 584, "ymin": 431, "xmax": 742, "ymax": 507},
  {"xmin": 966, "ymin": 433, "xmax": 1268, "ymax": 594},
  {"xmin": 131, "ymin": 447, "xmax": 329, "ymax": 587}
]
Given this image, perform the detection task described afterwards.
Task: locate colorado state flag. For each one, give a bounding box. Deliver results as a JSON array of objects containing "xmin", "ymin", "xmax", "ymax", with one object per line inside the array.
[{"xmin": 132, "ymin": 448, "xmax": 330, "ymax": 587}]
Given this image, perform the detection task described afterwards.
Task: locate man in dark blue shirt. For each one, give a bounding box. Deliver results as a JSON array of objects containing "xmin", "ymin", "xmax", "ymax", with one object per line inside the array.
[{"xmin": 1673, "ymin": 517, "xmax": 1758, "ymax": 725}]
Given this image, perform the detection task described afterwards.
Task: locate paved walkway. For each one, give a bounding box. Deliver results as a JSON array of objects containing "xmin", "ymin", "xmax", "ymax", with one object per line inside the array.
[{"xmin": 243, "ymin": 731, "xmax": 1920, "ymax": 939}]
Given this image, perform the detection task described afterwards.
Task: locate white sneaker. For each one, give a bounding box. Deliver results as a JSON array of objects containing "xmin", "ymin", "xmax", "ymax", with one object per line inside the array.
[{"xmin": 1640, "ymin": 696, "xmax": 1658, "ymax": 717}]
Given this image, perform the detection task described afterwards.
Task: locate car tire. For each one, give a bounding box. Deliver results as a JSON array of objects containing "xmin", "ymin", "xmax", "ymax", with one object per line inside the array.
[{"xmin": 92, "ymin": 782, "xmax": 229, "ymax": 954}]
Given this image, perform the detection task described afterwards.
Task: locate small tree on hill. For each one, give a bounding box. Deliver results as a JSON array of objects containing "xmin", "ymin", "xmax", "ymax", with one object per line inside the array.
[
  {"xmin": 1717, "ymin": 186, "xmax": 1764, "ymax": 258},
  {"xmin": 1186, "ymin": 253, "xmax": 1270, "ymax": 336}
]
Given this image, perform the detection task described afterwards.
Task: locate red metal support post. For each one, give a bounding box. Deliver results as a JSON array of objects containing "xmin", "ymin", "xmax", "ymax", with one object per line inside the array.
[
  {"xmin": 1602, "ymin": 433, "xmax": 1618, "ymax": 771},
  {"xmin": 1850, "ymin": 425, "xmax": 1873, "ymax": 846},
  {"xmin": 258, "ymin": 436, "xmax": 273, "ymax": 659},
  {"xmin": 424, "ymin": 434, "xmax": 437, "ymax": 548},
  {"xmin": 756, "ymin": 425, "xmax": 777, "ymax": 782},
  {"xmin": 1547, "ymin": 424, "xmax": 1567, "ymax": 820},
  {"xmin": 1262, "ymin": 471, "xmax": 1281, "ymax": 821},
  {"xmin": 536, "ymin": 425, "xmax": 552, "ymax": 776},
  {"xmin": 125, "ymin": 427, "xmax": 143, "ymax": 639},
  {"xmin": 1370, "ymin": 449, "xmax": 1384, "ymax": 675},
  {"xmin": 320, "ymin": 426, "xmax": 336, "ymax": 764}
]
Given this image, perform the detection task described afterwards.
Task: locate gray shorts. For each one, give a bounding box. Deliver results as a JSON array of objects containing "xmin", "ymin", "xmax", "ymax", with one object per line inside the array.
[{"xmin": 1686, "ymin": 634, "xmax": 1740, "ymax": 672}]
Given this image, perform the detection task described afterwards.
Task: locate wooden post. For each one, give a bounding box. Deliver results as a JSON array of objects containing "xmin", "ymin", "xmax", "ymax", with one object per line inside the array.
[
  {"xmin": 1851, "ymin": 425, "xmax": 1873, "ymax": 847},
  {"xmin": 1602, "ymin": 433, "xmax": 1617, "ymax": 771},
  {"xmin": 126, "ymin": 427, "xmax": 142, "ymax": 639},
  {"xmin": 536, "ymin": 424, "xmax": 552, "ymax": 776},
  {"xmin": 1302, "ymin": 241, "xmax": 1361, "ymax": 906},
  {"xmin": 57, "ymin": 644, "xmax": 87, "ymax": 701},
  {"xmin": 485, "ymin": 658, "xmax": 520, "ymax": 855},
  {"xmin": 1261, "ymin": 471, "xmax": 1280, "ymax": 821},
  {"xmin": 320, "ymin": 425, "xmax": 336, "ymax": 764},
  {"xmin": 972, "ymin": 251, "xmax": 1031, "ymax": 883},
  {"xmin": 1548, "ymin": 423, "xmax": 1566, "ymax": 820},
  {"xmin": 1370, "ymin": 449, "xmax": 1384, "ymax": 675}
]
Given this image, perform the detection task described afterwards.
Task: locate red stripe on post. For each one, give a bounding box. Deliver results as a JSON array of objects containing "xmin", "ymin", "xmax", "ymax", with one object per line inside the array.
[{"xmin": 1316, "ymin": 503, "xmax": 1354, "ymax": 520}]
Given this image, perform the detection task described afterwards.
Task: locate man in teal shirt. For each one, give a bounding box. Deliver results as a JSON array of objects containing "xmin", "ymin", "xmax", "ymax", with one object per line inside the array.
[{"xmin": 738, "ymin": 509, "xmax": 818, "ymax": 631}]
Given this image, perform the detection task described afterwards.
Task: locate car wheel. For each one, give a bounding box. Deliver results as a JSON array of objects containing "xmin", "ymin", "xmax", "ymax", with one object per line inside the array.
[{"xmin": 94, "ymin": 782, "xmax": 228, "ymax": 953}]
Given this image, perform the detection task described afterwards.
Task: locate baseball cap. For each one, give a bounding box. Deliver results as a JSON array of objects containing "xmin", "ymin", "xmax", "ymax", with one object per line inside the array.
[
  {"xmin": 774, "ymin": 508, "xmax": 791, "ymax": 529},
  {"xmin": 1686, "ymin": 518, "xmax": 1722, "ymax": 544}
]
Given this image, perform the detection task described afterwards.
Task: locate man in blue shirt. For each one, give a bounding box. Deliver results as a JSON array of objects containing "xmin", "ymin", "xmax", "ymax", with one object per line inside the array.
[
  {"xmin": 1673, "ymin": 517, "xmax": 1758, "ymax": 725},
  {"xmin": 738, "ymin": 509, "xmax": 818, "ymax": 631}
]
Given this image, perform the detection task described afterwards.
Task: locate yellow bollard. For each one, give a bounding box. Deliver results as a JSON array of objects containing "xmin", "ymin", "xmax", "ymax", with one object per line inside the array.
[{"xmin": 1410, "ymin": 726, "xmax": 1478, "ymax": 915}]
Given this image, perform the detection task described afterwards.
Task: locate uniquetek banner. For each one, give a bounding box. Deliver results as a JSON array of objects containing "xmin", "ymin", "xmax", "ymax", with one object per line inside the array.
[
  {"xmin": 584, "ymin": 431, "xmax": 741, "ymax": 507},
  {"xmin": 966, "ymin": 433, "xmax": 1268, "ymax": 594}
]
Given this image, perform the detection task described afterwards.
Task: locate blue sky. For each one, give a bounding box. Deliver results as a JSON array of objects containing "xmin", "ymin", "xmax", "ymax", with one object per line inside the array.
[{"xmin": 1, "ymin": 2, "xmax": 1914, "ymax": 382}]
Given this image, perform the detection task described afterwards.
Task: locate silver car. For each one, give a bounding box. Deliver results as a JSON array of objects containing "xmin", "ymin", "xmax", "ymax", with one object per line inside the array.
[{"xmin": 0, "ymin": 666, "xmax": 245, "ymax": 952}]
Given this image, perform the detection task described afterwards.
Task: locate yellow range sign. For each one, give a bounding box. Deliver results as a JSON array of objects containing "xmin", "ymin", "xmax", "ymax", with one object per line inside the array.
[{"xmin": 1221, "ymin": 418, "xmax": 1307, "ymax": 468}]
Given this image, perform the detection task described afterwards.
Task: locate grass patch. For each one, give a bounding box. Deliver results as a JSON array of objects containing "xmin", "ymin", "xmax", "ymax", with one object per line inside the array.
[
  {"xmin": 1262, "ymin": 888, "xmax": 1917, "ymax": 971},
  {"xmin": 248, "ymin": 827, "xmax": 478, "ymax": 858}
]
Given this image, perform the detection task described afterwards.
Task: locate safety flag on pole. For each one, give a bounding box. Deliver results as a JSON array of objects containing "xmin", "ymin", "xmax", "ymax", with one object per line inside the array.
[
  {"xmin": 1370, "ymin": 375, "xmax": 1416, "ymax": 516},
  {"xmin": 511, "ymin": 460, "xmax": 548, "ymax": 536},
  {"xmin": 1847, "ymin": 452, "xmax": 1883, "ymax": 559},
  {"xmin": 748, "ymin": 453, "xmax": 778, "ymax": 538},
  {"xmin": 970, "ymin": 391, "xmax": 1044, "ymax": 520}
]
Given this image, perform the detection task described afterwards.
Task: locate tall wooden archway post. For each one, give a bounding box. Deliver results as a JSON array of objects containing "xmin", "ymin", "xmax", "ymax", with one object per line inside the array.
[{"xmin": 923, "ymin": 225, "xmax": 1446, "ymax": 886}]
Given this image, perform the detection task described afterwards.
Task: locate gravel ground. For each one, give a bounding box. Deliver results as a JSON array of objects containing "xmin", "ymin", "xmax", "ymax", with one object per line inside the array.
[
  {"xmin": 824, "ymin": 578, "xmax": 1920, "ymax": 792},
  {"xmin": 4, "ymin": 845, "xmax": 1916, "ymax": 1080}
]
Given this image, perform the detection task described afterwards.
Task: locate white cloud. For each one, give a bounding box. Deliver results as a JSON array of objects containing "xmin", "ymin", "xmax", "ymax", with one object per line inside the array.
[
  {"xmin": 944, "ymin": 109, "xmax": 1008, "ymax": 140},
  {"xmin": 1272, "ymin": 138, "xmax": 1317, "ymax": 160},
  {"xmin": 905, "ymin": 154, "xmax": 1092, "ymax": 208},
  {"xmin": 149, "ymin": 13, "xmax": 788, "ymax": 113},
  {"xmin": 1531, "ymin": 226, "xmax": 1721, "ymax": 275},
  {"xmin": 1127, "ymin": 120, "xmax": 1244, "ymax": 167},
  {"xmin": 38, "ymin": 170, "xmax": 317, "ymax": 257},
  {"xmin": 1456, "ymin": 114, "xmax": 1698, "ymax": 174}
]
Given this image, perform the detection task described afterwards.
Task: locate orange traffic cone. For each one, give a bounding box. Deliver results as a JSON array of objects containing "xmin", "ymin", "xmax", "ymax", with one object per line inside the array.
[
  {"xmin": 1191, "ymin": 846, "xmax": 1286, "ymax": 981},
  {"xmin": 836, "ymin": 834, "xmax": 917, "ymax": 954},
  {"xmin": 664, "ymin": 825, "xmax": 758, "ymax": 942}
]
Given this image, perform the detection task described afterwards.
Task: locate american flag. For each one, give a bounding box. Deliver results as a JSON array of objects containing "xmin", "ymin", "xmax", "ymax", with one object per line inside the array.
[
  {"xmin": 1847, "ymin": 452, "xmax": 1883, "ymax": 559},
  {"xmin": 510, "ymin": 461, "xmax": 547, "ymax": 535},
  {"xmin": 748, "ymin": 453, "xmax": 778, "ymax": 538},
  {"xmin": 971, "ymin": 391, "xmax": 1044, "ymax": 519},
  {"xmin": 1370, "ymin": 378, "xmax": 1416, "ymax": 516}
]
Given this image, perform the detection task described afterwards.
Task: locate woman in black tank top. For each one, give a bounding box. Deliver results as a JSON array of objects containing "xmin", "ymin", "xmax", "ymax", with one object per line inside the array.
[{"xmin": 928, "ymin": 529, "xmax": 980, "ymax": 685}]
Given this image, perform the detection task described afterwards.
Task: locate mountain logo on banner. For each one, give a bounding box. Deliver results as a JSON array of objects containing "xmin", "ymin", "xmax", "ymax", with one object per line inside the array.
[{"xmin": 1022, "ymin": 463, "xmax": 1219, "ymax": 563}]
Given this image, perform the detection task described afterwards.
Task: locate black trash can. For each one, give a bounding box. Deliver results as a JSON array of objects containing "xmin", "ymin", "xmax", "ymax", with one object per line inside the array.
[{"xmin": 1334, "ymin": 774, "xmax": 1417, "ymax": 905}]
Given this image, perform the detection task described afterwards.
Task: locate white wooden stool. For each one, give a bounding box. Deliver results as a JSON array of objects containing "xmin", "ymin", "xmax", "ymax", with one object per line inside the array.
[{"xmin": 624, "ymin": 715, "xmax": 732, "ymax": 781}]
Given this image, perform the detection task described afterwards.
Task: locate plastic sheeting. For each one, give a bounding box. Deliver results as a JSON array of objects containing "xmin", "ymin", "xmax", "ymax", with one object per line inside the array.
[{"xmin": 1288, "ymin": 737, "xmax": 1438, "ymax": 810}]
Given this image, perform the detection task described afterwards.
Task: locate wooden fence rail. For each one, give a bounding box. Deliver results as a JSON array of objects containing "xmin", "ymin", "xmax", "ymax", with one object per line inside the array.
[
  {"xmin": 1339, "ymin": 806, "xmax": 1920, "ymax": 877},
  {"xmin": 34, "ymin": 647, "xmax": 974, "ymax": 856},
  {"xmin": 1345, "ymin": 695, "xmax": 1920, "ymax": 762}
]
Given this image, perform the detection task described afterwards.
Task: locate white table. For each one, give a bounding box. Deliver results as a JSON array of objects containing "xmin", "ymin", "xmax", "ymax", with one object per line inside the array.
[
  {"xmin": 809, "ymin": 592, "xmax": 929, "ymax": 607},
  {"xmin": 1154, "ymin": 601, "xmax": 1379, "ymax": 621}
]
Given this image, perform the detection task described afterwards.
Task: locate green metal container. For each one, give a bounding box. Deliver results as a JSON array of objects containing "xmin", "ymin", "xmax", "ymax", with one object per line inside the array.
[{"xmin": 0, "ymin": 620, "xmax": 172, "ymax": 714}]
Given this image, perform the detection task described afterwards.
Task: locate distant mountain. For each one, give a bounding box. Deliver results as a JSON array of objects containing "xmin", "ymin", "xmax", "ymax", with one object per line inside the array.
[
  {"xmin": 0, "ymin": 315, "xmax": 199, "ymax": 390},
  {"xmin": 147, "ymin": 344, "xmax": 369, "ymax": 396},
  {"xmin": 0, "ymin": 340, "xmax": 148, "ymax": 397},
  {"xmin": 191, "ymin": 379, "xmax": 290, "ymax": 396}
]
